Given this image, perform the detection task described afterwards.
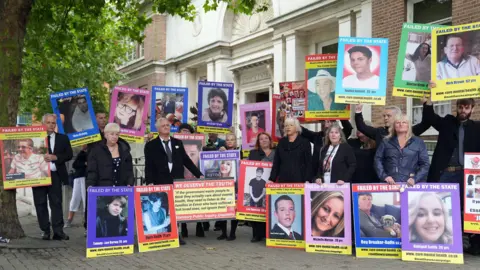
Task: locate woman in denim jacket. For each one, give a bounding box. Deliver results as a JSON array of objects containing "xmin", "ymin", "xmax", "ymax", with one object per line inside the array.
[{"xmin": 374, "ymin": 114, "xmax": 430, "ymax": 186}]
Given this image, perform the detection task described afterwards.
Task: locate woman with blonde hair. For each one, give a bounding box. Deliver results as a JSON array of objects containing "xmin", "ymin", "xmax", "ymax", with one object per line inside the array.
[
  {"xmin": 374, "ymin": 114, "xmax": 429, "ymax": 186},
  {"xmin": 114, "ymin": 92, "xmax": 145, "ymax": 131},
  {"xmin": 311, "ymin": 191, "xmax": 345, "ymax": 237},
  {"xmin": 408, "ymin": 192, "xmax": 453, "ymax": 244}
]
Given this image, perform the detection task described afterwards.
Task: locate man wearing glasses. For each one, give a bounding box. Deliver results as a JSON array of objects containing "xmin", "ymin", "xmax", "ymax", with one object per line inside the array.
[
  {"xmin": 436, "ymin": 35, "xmax": 480, "ymax": 80},
  {"xmin": 8, "ymin": 139, "xmax": 49, "ymax": 179}
]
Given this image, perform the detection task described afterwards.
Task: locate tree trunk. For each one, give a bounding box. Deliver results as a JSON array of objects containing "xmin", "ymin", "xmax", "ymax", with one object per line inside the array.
[{"xmin": 0, "ymin": 0, "xmax": 33, "ymax": 239}]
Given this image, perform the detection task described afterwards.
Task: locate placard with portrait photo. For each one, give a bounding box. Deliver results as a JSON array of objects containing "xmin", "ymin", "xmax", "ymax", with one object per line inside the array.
[
  {"xmin": 271, "ymin": 94, "xmax": 284, "ymax": 142},
  {"xmin": 199, "ymin": 150, "xmax": 240, "ymax": 180},
  {"xmin": 150, "ymin": 86, "xmax": 188, "ymax": 133},
  {"xmin": 239, "ymin": 102, "xmax": 271, "ymax": 150},
  {"xmin": 1, "ymin": 126, "xmax": 51, "ymax": 190},
  {"xmin": 464, "ymin": 152, "xmax": 480, "ymax": 234},
  {"xmin": 86, "ymin": 186, "xmax": 134, "ymax": 258},
  {"xmin": 335, "ymin": 37, "xmax": 389, "ymax": 105},
  {"xmin": 279, "ymin": 81, "xmax": 306, "ymax": 122},
  {"xmin": 431, "ymin": 22, "xmax": 480, "ymax": 101},
  {"xmin": 401, "ymin": 183, "xmax": 463, "ymax": 264},
  {"xmin": 50, "ymin": 88, "xmax": 101, "ymax": 147},
  {"xmin": 109, "ymin": 86, "xmax": 150, "ymax": 143},
  {"xmin": 173, "ymin": 134, "xmax": 206, "ymax": 179},
  {"xmin": 197, "ymin": 81, "xmax": 234, "ymax": 134}
]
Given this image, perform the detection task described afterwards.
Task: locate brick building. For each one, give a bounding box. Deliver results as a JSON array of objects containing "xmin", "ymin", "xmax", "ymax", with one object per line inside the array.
[{"xmin": 371, "ymin": 0, "xmax": 480, "ymax": 144}]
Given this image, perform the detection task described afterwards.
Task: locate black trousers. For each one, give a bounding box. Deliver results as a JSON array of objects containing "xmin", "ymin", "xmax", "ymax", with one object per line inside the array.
[
  {"xmin": 32, "ymin": 172, "xmax": 65, "ymax": 235},
  {"xmin": 251, "ymin": 221, "xmax": 266, "ymax": 239},
  {"xmin": 218, "ymin": 220, "xmax": 238, "ymax": 236}
]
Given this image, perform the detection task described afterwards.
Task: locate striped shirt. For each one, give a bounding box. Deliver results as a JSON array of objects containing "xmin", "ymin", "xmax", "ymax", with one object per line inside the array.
[{"xmin": 10, "ymin": 154, "xmax": 49, "ymax": 179}]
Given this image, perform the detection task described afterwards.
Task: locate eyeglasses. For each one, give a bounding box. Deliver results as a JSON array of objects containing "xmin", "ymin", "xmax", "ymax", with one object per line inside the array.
[{"xmin": 117, "ymin": 103, "xmax": 136, "ymax": 114}]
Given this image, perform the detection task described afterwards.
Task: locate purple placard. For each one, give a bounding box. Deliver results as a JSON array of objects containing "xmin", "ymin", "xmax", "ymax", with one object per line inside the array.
[
  {"xmin": 108, "ymin": 86, "xmax": 150, "ymax": 142},
  {"xmin": 86, "ymin": 186, "xmax": 135, "ymax": 257},
  {"xmin": 239, "ymin": 102, "xmax": 271, "ymax": 151},
  {"xmin": 199, "ymin": 150, "xmax": 240, "ymax": 179},
  {"xmin": 305, "ymin": 183, "xmax": 352, "ymax": 254},
  {"xmin": 401, "ymin": 183, "xmax": 463, "ymax": 263},
  {"xmin": 197, "ymin": 81, "xmax": 234, "ymax": 129}
]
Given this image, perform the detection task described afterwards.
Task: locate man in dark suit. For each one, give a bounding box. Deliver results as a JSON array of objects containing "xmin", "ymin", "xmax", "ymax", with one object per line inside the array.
[
  {"xmin": 34, "ymin": 114, "xmax": 73, "ymax": 240},
  {"xmin": 270, "ymin": 195, "xmax": 302, "ymax": 240},
  {"xmin": 144, "ymin": 117, "xmax": 203, "ymax": 244},
  {"xmin": 164, "ymin": 96, "xmax": 176, "ymax": 115}
]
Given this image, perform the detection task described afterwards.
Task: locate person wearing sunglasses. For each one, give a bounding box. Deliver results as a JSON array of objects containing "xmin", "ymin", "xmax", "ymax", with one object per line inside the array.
[{"xmin": 8, "ymin": 139, "xmax": 49, "ymax": 179}]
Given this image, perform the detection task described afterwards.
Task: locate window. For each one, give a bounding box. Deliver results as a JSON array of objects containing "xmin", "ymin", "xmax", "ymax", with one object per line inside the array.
[
  {"xmin": 315, "ymin": 41, "xmax": 338, "ymax": 54},
  {"xmin": 409, "ymin": 0, "xmax": 452, "ymax": 130},
  {"xmin": 125, "ymin": 40, "xmax": 136, "ymax": 62},
  {"xmin": 138, "ymin": 42, "xmax": 144, "ymax": 58},
  {"xmin": 16, "ymin": 113, "xmax": 32, "ymax": 126}
]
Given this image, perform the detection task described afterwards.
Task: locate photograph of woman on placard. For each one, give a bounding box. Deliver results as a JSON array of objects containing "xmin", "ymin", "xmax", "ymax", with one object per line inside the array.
[
  {"xmin": 408, "ymin": 192, "xmax": 453, "ymax": 244},
  {"xmin": 114, "ymin": 92, "xmax": 145, "ymax": 131},
  {"xmin": 142, "ymin": 192, "xmax": 171, "ymax": 235},
  {"xmin": 96, "ymin": 196, "xmax": 128, "ymax": 238},
  {"xmin": 201, "ymin": 88, "xmax": 229, "ymax": 123},
  {"xmin": 310, "ymin": 191, "xmax": 345, "ymax": 237}
]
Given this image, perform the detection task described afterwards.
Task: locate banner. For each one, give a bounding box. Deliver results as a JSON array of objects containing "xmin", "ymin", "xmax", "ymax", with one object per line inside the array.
[
  {"xmin": 335, "ymin": 37, "xmax": 389, "ymax": 105},
  {"xmin": 393, "ymin": 23, "xmax": 445, "ymax": 98},
  {"xmin": 279, "ymin": 81, "xmax": 306, "ymax": 122},
  {"xmin": 199, "ymin": 150, "xmax": 240, "ymax": 180},
  {"xmin": 108, "ymin": 86, "xmax": 150, "ymax": 143},
  {"xmin": 305, "ymin": 183, "xmax": 352, "ymax": 255},
  {"xmin": 50, "ymin": 88, "xmax": 101, "ymax": 147},
  {"xmin": 0, "ymin": 126, "xmax": 51, "ymax": 190},
  {"xmin": 236, "ymin": 160, "xmax": 272, "ymax": 221},
  {"xmin": 304, "ymin": 54, "xmax": 350, "ymax": 120},
  {"xmin": 239, "ymin": 102, "xmax": 271, "ymax": 150},
  {"xmin": 134, "ymin": 185, "xmax": 179, "ymax": 252},
  {"xmin": 431, "ymin": 22, "xmax": 480, "ymax": 101},
  {"xmin": 173, "ymin": 134, "xmax": 206, "ymax": 179},
  {"xmin": 272, "ymin": 94, "xmax": 284, "ymax": 142},
  {"xmin": 197, "ymin": 81, "xmax": 234, "ymax": 134},
  {"xmin": 150, "ymin": 86, "xmax": 188, "ymax": 133},
  {"xmin": 266, "ymin": 183, "xmax": 305, "ymax": 249},
  {"xmin": 173, "ymin": 179, "xmax": 236, "ymax": 221},
  {"xmin": 352, "ymin": 184, "xmax": 402, "ymax": 259},
  {"xmin": 86, "ymin": 186, "xmax": 135, "ymax": 258},
  {"xmin": 401, "ymin": 183, "xmax": 463, "ymax": 264},
  {"xmin": 464, "ymin": 152, "xmax": 480, "ymax": 234}
]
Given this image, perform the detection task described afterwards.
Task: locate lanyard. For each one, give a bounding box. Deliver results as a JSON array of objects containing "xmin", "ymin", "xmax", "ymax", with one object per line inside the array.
[{"xmin": 323, "ymin": 145, "xmax": 338, "ymax": 172}]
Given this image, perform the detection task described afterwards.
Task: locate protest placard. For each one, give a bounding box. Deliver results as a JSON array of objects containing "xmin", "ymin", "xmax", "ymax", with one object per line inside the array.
[
  {"xmin": 239, "ymin": 102, "xmax": 271, "ymax": 151},
  {"xmin": 173, "ymin": 134, "xmax": 206, "ymax": 179},
  {"xmin": 272, "ymin": 94, "xmax": 284, "ymax": 142},
  {"xmin": 197, "ymin": 81, "xmax": 234, "ymax": 134},
  {"xmin": 464, "ymin": 152, "xmax": 480, "ymax": 234},
  {"xmin": 279, "ymin": 81, "xmax": 306, "ymax": 122},
  {"xmin": 150, "ymin": 86, "xmax": 188, "ymax": 133}
]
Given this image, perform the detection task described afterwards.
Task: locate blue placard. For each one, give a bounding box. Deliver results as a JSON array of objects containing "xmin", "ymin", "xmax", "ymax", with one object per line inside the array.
[
  {"xmin": 150, "ymin": 86, "xmax": 189, "ymax": 133},
  {"xmin": 197, "ymin": 81, "xmax": 234, "ymax": 130}
]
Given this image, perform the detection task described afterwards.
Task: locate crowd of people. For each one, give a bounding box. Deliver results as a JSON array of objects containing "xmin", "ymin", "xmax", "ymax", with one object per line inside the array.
[{"xmin": 27, "ymin": 81, "xmax": 480, "ymax": 256}]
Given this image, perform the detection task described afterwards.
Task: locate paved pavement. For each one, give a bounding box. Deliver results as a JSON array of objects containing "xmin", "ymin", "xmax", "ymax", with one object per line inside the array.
[{"xmin": 1, "ymin": 200, "xmax": 480, "ymax": 270}]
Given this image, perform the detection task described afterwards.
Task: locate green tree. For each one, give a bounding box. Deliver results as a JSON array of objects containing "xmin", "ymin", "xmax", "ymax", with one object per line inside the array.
[{"xmin": 0, "ymin": 0, "xmax": 266, "ymax": 238}]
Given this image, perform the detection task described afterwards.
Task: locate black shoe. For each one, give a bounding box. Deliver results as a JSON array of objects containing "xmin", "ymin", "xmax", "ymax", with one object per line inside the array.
[
  {"xmin": 181, "ymin": 230, "xmax": 188, "ymax": 238},
  {"xmin": 466, "ymin": 245, "xmax": 480, "ymax": 256},
  {"xmin": 41, "ymin": 231, "xmax": 50, "ymax": 240},
  {"xmin": 52, "ymin": 233, "xmax": 69, "ymax": 241},
  {"xmin": 179, "ymin": 238, "xmax": 186, "ymax": 245},
  {"xmin": 226, "ymin": 235, "xmax": 236, "ymax": 241},
  {"xmin": 213, "ymin": 227, "xmax": 221, "ymax": 231},
  {"xmin": 196, "ymin": 230, "xmax": 205, "ymax": 237},
  {"xmin": 217, "ymin": 234, "xmax": 227, "ymax": 240},
  {"xmin": 250, "ymin": 237, "xmax": 262, "ymax": 243}
]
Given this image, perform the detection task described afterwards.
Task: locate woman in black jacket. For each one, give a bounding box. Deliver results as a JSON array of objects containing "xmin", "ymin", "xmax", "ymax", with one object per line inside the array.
[
  {"xmin": 270, "ymin": 117, "xmax": 313, "ymax": 183},
  {"xmin": 315, "ymin": 123, "xmax": 356, "ymax": 185},
  {"xmin": 86, "ymin": 123, "xmax": 134, "ymax": 188},
  {"xmin": 347, "ymin": 121, "xmax": 379, "ymax": 183}
]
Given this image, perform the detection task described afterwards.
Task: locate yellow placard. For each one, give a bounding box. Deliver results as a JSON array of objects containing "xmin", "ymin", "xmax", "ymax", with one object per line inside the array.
[
  {"xmin": 266, "ymin": 188, "xmax": 304, "ymax": 195},
  {"xmin": 402, "ymin": 251, "xmax": 463, "ymax": 264},
  {"xmin": 334, "ymin": 94, "xmax": 386, "ymax": 105},
  {"xmin": 464, "ymin": 221, "xmax": 480, "ymax": 233},
  {"xmin": 242, "ymin": 150, "xmax": 250, "ymax": 158},
  {"xmin": 355, "ymin": 248, "xmax": 402, "ymax": 259},
  {"xmin": 305, "ymin": 61, "xmax": 337, "ymax": 69},
  {"xmin": 138, "ymin": 239, "xmax": 179, "ymax": 253},
  {"xmin": 3, "ymin": 177, "xmax": 51, "ymax": 190},
  {"xmin": 392, "ymin": 87, "xmax": 430, "ymax": 99},
  {"xmin": 266, "ymin": 238, "xmax": 305, "ymax": 249},
  {"xmin": 119, "ymin": 134, "xmax": 144, "ymax": 143},
  {"xmin": 70, "ymin": 134, "xmax": 102, "ymax": 147},
  {"xmin": 196, "ymin": 126, "xmax": 231, "ymax": 134},
  {"xmin": 236, "ymin": 212, "xmax": 266, "ymax": 222},
  {"xmin": 306, "ymin": 244, "xmax": 352, "ymax": 255},
  {"xmin": 86, "ymin": 245, "xmax": 134, "ymax": 258},
  {"xmin": 305, "ymin": 110, "xmax": 350, "ymax": 119},
  {"xmin": 0, "ymin": 131, "xmax": 47, "ymax": 140}
]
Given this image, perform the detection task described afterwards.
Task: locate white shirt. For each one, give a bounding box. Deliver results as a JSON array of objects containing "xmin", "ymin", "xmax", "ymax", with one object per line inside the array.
[
  {"xmin": 277, "ymin": 222, "xmax": 296, "ymax": 240},
  {"xmin": 160, "ymin": 137, "xmax": 173, "ymax": 172},
  {"xmin": 342, "ymin": 74, "xmax": 380, "ymax": 89},
  {"xmin": 322, "ymin": 145, "xmax": 339, "ymax": 184},
  {"xmin": 436, "ymin": 55, "xmax": 480, "ymax": 80},
  {"xmin": 72, "ymin": 106, "xmax": 93, "ymax": 132},
  {"xmin": 48, "ymin": 133, "xmax": 57, "ymax": 171}
]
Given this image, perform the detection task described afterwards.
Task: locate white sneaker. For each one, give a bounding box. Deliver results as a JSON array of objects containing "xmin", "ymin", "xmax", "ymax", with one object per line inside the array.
[{"xmin": 64, "ymin": 220, "xmax": 72, "ymax": 228}]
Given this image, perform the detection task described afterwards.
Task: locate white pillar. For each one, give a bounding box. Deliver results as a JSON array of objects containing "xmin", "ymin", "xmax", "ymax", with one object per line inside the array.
[
  {"xmin": 232, "ymin": 70, "xmax": 240, "ymax": 135},
  {"xmin": 180, "ymin": 69, "xmax": 198, "ymax": 122},
  {"xmin": 207, "ymin": 61, "xmax": 215, "ymax": 81},
  {"xmin": 273, "ymin": 37, "xmax": 285, "ymax": 94},
  {"xmin": 285, "ymin": 32, "xmax": 308, "ymax": 81},
  {"xmin": 214, "ymin": 59, "xmax": 233, "ymax": 83}
]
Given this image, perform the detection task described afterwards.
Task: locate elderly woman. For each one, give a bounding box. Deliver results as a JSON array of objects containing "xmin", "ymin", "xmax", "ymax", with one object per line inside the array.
[
  {"xmin": 86, "ymin": 123, "xmax": 134, "ymax": 187},
  {"xmin": 114, "ymin": 92, "xmax": 145, "ymax": 131},
  {"xmin": 374, "ymin": 114, "xmax": 430, "ymax": 186},
  {"xmin": 202, "ymin": 88, "xmax": 228, "ymax": 123},
  {"xmin": 311, "ymin": 191, "xmax": 345, "ymax": 237},
  {"xmin": 408, "ymin": 192, "xmax": 452, "ymax": 244},
  {"xmin": 270, "ymin": 117, "xmax": 313, "ymax": 183},
  {"xmin": 315, "ymin": 123, "xmax": 356, "ymax": 185}
]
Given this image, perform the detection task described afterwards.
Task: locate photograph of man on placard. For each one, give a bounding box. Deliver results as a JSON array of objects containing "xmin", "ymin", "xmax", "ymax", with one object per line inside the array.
[
  {"xmin": 5, "ymin": 138, "xmax": 49, "ymax": 180},
  {"xmin": 342, "ymin": 45, "xmax": 381, "ymax": 89},
  {"xmin": 436, "ymin": 33, "xmax": 480, "ymax": 80},
  {"xmin": 57, "ymin": 95, "xmax": 94, "ymax": 134},
  {"xmin": 269, "ymin": 194, "xmax": 303, "ymax": 240}
]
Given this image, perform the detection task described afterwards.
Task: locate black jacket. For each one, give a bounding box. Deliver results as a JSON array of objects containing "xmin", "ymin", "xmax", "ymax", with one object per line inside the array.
[
  {"xmin": 270, "ymin": 223, "xmax": 302, "ymax": 240},
  {"xmin": 269, "ymin": 135, "xmax": 313, "ymax": 183},
  {"xmin": 317, "ymin": 143, "xmax": 356, "ymax": 183},
  {"xmin": 49, "ymin": 132, "xmax": 73, "ymax": 184},
  {"xmin": 145, "ymin": 136, "xmax": 202, "ymax": 185},
  {"xmin": 347, "ymin": 138, "xmax": 379, "ymax": 183},
  {"xmin": 424, "ymin": 104, "xmax": 480, "ymax": 182},
  {"xmin": 72, "ymin": 150, "xmax": 87, "ymax": 179},
  {"xmin": 301, "ymin": 120, "xmax": 353, "ymax": 177},
  {"xmin": 86, "ymin": 139, "xmax": 134, "ymax": 187},
  {"xmin": 355, "ymin": 103, "xmax": 431, "ymax": 146},
  {"xmin": 248, "ymin": 149, "xmax": 276, "ymax": 162}
]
